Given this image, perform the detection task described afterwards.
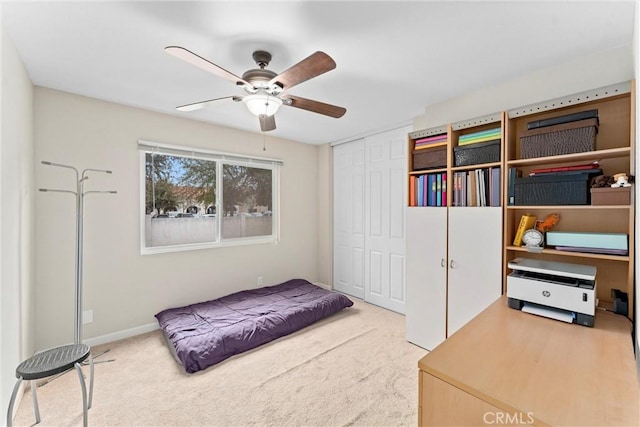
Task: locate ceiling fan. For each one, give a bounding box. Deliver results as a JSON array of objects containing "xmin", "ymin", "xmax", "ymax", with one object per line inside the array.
[{"xmin": 165, "ymin": 46, "xmax": 347, "ymax": 132}]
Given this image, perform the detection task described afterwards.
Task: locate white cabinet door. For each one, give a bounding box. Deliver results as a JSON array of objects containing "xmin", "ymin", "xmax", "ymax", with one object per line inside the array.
[
  {"xmin": 333, "ymin": 139, "xmax": 366, "ymax": 299},
  {"xmin": 447, "ymin": 207, "xmax": 502, "ymax": 336},
  {"xmin": 364, "ymin": 130, "xmax": 407, "ymax": 313},
  {"xmin": 405, "ymin": 207, "xmax": 447, "ymax": 350}
]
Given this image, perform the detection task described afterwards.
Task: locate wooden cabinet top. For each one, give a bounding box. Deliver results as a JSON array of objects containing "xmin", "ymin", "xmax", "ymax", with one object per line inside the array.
[{"xmin": 418, "ymin": 296, "xmax": 639, "ymax": 426}]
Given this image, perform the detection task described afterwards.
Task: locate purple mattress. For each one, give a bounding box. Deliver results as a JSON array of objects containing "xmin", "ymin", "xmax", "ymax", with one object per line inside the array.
[{"xmin": 155, "ymin": 278, "xmax": 353, "ymax": 373}]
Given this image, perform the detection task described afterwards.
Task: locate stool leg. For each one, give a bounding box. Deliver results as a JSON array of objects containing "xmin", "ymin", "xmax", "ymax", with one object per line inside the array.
[
  {"xmin": 74, "ymin": 362, "xmax": 88, "ymax": 427},
  {"xmin": 31, "ymin": 380, "xmax": 41, "ymax": 424},
  {"xmin": 88, "ymin": 352, "xmax": 94, "ymax": 409},
  {"xmin": 6, "ymin": 377, "xmax": 22, "ymax": 427}
]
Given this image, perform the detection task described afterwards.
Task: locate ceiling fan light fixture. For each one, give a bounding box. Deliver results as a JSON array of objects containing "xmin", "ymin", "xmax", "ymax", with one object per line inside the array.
[{"xmin": 243, "ymin": 93, "xmax": 282, "ymax": 117}]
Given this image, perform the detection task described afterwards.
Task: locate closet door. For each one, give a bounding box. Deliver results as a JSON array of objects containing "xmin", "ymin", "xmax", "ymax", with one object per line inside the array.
[
  {"xmin": 333, "ymin": 139, "xmax": 366, "ymax": 299},
  {"xmin": 364, "ymin": 128, "xmax": 409, "ymax": 313}
]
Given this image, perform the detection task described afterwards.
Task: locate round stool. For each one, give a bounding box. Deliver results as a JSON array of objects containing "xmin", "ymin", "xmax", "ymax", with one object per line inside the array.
[{"xmin": 6, "ymin": 343, "xmax": 94, "ymax": 427}]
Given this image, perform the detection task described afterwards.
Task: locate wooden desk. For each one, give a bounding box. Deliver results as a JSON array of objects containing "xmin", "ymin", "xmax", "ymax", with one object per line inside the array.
[{"xmin": 418, "ymin": 297, "xmax": 639, "ymax": 426}]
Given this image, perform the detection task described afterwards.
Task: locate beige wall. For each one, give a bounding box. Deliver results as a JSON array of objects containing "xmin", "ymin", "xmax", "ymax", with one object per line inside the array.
[
  {"xmin": 316, "ymin": 143, "xmax": 333, "ymax": 287},
  {"xmin": 1, "ymin": 22, "xmax": 35, "ymax": 417},
  {"xmin": 34, "ymin": 88, "xmax": 320, "ymax": 349}
]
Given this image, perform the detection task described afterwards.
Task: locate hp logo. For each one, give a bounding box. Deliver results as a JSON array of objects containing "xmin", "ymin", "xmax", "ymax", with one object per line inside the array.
[{"xmin": 542, "ymin": 290, "xmax": 551, "ymax": 297}]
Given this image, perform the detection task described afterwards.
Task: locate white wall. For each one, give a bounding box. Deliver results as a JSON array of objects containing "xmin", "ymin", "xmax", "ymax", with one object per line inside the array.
[
  {"xmin": 34, "ymin": 88, "xmax": 320, "ymax": 349},
  {"xmin": 1, "ymin": 20, "xmax": 35, "ymax": 418},
  {"xmin": 414, "ymin": 45, "xmax": 634, "ymax": 130}
]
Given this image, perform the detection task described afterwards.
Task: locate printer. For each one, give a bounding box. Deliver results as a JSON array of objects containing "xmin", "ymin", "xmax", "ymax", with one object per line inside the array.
[{"xmin": 507, "ymin": 257, "xmax": 597, "ymax": 327}]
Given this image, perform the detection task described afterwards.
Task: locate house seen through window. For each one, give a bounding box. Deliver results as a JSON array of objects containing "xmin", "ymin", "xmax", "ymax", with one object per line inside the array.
[{"xmin": 140, "ymin": 142, "xmax": 280, "ymax": 253}]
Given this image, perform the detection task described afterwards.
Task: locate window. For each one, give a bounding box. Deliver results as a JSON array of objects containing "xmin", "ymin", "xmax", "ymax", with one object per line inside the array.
[{"xmin": 139, "ymin": 140, "xmax": 281, "ymax": 254}]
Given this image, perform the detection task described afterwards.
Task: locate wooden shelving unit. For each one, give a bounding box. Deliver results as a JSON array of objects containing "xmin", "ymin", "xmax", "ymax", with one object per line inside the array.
[
  {"xmin": 406, "ymin": 115, "xmax": 504, "ymax": 350},
  {"xmin": 503, "ymin": 81, "xmax": 635, "ymax": 319}
]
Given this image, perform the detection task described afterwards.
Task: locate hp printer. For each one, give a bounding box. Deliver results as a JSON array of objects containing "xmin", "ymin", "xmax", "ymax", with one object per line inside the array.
[{"xmin": 507, "ymin": 257, "xmax": 597, "ymax": 327}]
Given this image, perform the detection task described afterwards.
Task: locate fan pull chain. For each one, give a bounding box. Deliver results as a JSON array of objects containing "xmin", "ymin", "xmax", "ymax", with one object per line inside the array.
[{"xmin": 262, "ymin": 132, "xmax": 266, "ymax": 151}]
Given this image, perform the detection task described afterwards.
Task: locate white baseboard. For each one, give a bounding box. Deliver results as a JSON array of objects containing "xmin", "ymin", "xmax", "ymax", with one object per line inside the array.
[
  {"xmin": 313, "ymin": 281, "xmax": 331, "ymax": 290},
  {"xmin": 84, "ymin": 322, "xmax": 158, "ymax": 347},
  {"xmin": 84, "ymin": 282, "xmax": 333, "ymax": 348}
]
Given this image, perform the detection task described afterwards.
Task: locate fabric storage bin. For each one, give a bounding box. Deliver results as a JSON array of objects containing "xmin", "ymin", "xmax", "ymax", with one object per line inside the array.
[
  {"xmin": 412, "ymin": 146, "xmax": 446, "ymax": 170},
  {"xmin": 514, "ymin": 170, "xmax": 602, "ymax": 205},
  {"xmin": 520, "ymin": 118, "xmax": 597, "ymax": 159},
  {"xmin": 453, "ymin": 139, "xmax": 500, "ymax": 167}
]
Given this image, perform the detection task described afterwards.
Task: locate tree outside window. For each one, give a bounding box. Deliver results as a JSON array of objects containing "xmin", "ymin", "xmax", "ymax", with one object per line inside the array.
[{"xmin": 142, "ymin": 151, "xmax": 277, "ymax": 252}]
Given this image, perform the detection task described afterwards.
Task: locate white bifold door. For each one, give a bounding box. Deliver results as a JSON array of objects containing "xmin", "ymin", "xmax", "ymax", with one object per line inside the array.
[{"xmin": 333, "ymin": 126, "xmax": 410, "ymax": 313}]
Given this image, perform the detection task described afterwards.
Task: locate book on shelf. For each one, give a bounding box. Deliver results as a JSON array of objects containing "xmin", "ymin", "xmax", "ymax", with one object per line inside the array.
[
  {"xmin": 453, "ymin": 173, "xmax": 458, "ymax": 207},
  {"xmin": 529, "ymin": 161, "xmax": 600, "ymax": 176},
  {"xmin": 436, "ymin": 174, "xmax": 442, "ymax": 206},
  {"xmin": 414, "ymin": 141, "xmax": 447, "ymax": 150},
  {"xmin": 513, "ymin": 213, "xmax": 537, "ymax": 246},
  {"xmin": 430, "ymin": 174, "xmax": 437, "ymax": 207},
  {"xmin": 458, "ymin": 127, "xmax": 502, "ymax": 146},
  {"xmin": 469, "ymin": 171, "xmax": 477, "ymax": 207},
  {"xmin": 414, "ymin": 133, "xmax": 447, "ymax": 145}
]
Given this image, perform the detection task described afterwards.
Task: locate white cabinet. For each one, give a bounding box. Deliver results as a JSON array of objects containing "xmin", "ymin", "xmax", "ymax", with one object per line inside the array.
[
  {"xmin": 406, "ymin": 207, "xmax": 447, "ymax": 350},
  {"xmin": 446, "ymin": 207, "xmax": 502, "ymax": 336},
  {"xmin": 406, "ymin": 206, "xmax": 502, "ymax": 350}
]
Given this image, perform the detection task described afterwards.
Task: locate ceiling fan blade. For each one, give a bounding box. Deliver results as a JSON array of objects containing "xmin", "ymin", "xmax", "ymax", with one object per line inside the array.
[
  {"xmin": 165, "ymin": 46, "xmax": 252, "ymax": 88},
  {"xmin": 268, "ymin": 51, "xmax": 336, "ymax": 90},
  {"xmin": 259, "ymin": 114, "xmax": 276, "ymax": 132},
  {"xmin": 283, "ymin": 95, "xmax": 346, "ymax": 118},
  {"xmin": 176, "ymin": 96, "xmax": 242, "ymax": 112}
]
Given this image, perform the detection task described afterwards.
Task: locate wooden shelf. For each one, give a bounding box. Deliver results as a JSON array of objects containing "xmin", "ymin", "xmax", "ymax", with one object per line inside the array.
[
  {"xmin": 506, "ymin": 147, "xmax": 630, "ymax": 167},
  {"xmin": 409, "ymin": 168, "xmax": 446, "ymax": 175},
  {"xmin": 506, "ymin": 204, "xmax": 631, "ymax": 210},
  {"xmin": 505, "ymin": 245, "xmax": 630, "ymax": 261},
  {"xmin": 451, "ymin": 161, "xmax": 501, "ymax": 172}
]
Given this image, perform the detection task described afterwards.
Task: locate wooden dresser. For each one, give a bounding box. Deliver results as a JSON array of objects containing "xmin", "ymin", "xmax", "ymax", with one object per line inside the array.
[{"xmin": 418, "ymin": 296, "xmax": 639, "ymax": 426}]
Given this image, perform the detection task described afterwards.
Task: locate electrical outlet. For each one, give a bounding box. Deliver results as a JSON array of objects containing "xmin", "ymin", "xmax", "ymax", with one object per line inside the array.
[
  {"xmin": 83, "ymin": 309, "xmax": 93, "ymax": 324},
  {"xmin": 257, "ymin": 276, "xmax": 263, "ymax": 286}
]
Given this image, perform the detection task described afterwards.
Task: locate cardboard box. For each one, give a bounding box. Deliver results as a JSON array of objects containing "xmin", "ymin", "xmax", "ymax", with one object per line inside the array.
[{"xmin": 590, "ymin": 186, "xmax": 631, "ymax": 206}]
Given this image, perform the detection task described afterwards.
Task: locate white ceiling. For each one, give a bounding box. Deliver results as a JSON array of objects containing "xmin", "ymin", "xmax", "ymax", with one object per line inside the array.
[{"xmin": 1, "ymin": 1, "xmax": 635, "ymax": 145}]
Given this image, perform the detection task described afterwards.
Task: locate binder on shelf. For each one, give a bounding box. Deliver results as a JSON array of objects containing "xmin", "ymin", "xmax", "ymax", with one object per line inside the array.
[
  {"xmin": 429, "ymin": 174, "xmax": 437, "ymax": 207},
  {"xmin": 410, "ymin": 176, "xmax": 416, "ymax": 206},
  {"xmin": 513, "ymin": 214, "xmax": 537, "ymax": 246},
  {"xmin": 508, "ymin": 168, "xmax": 522, "ymax": 205},
  {"xmin": 490, "ymin": 167, "xmax": 501, "ymax": 207},
  {"xmin": 442, "ymin": 172, "xmax": 447, "ymax": 207}
]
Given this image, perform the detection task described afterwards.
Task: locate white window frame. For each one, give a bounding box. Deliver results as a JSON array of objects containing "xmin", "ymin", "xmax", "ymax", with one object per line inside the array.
[{"xmin": 138, "ymin": 140, "xmax": 282, "ymax": 254}]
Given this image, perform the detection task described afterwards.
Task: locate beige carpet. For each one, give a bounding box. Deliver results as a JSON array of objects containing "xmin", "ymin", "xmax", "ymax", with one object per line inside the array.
[{"xmin": 11, "ymin": 298, "xmax": 427, "ymax": 427}]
